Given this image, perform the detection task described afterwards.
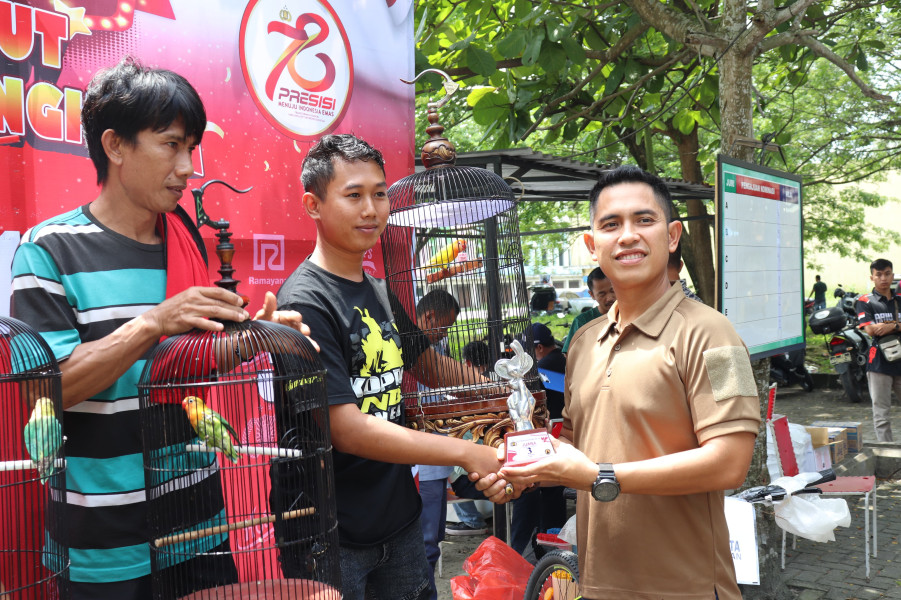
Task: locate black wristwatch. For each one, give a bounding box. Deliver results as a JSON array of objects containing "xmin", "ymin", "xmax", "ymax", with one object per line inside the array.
[{"xmin": 591, "ymin": 463, "xmax": 620, "ymax": 502}]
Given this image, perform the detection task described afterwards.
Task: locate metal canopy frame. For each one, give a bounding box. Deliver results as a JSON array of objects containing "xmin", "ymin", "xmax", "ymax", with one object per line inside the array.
[{"xmin": 415, "ymin": 148, "xmax": 716, "ymax": 229}]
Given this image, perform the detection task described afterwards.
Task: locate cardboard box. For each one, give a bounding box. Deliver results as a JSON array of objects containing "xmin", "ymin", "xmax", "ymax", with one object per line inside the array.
[
  {"xmin": 805, "ymin": 426, "xmax": 829, "ymax": 447},
  {"xmin": 809, "ymin": 421, "xmax": 862, "ymax": 452},
  {"xmin": 813, "ymin": 445, "xmax": 832, "ymax": 470},
  {"xmin": 827, "ymin": 438, "xmax": 846, "ymax": 465}
]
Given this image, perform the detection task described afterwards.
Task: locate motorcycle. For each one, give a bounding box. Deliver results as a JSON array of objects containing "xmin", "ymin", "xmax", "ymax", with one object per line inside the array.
[
  {"xmin": 770, "ymin": 348, "xmax": 814, "ymax": 392},
  {"xmin": 808, "ymin": 289, "xmax": 871, "ymax": 403}
]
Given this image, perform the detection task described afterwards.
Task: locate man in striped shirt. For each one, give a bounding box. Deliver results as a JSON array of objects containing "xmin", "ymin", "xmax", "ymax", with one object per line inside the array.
[{"xmin": 11, "ymin": 58, "xmax": 304, "ymax": 600}]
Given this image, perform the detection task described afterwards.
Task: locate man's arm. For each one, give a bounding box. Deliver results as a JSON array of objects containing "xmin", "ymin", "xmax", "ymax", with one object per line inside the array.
[
  {"xmin": 329, "ymin": 402, "xmax": 502, "ymax": 476},
  {"xmin": 857, "ymin": 296, "xmax": 897, "ymax": 337},
  {"xmin": 498, "ymin": 431, "xmax": 756, "ymax": 495},
  {"xmin": 58, "ymin": 286, "xmax": 250, "ymax": 408}
]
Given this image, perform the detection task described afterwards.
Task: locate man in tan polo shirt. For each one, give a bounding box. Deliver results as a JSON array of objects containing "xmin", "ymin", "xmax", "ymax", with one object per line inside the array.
[{"xmin": 492, "ymin": 165, "xmax": 761, "ymax": 599}]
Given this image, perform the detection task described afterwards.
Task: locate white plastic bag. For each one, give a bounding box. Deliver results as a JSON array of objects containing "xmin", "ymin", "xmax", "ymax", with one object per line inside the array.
[
  {"xmin": 558, "ymin": 513, "xmax": 578, "ymax": 545},
  {"xmin": 771, "ymin": 474, "xmax": 851, "ymax": 543}
]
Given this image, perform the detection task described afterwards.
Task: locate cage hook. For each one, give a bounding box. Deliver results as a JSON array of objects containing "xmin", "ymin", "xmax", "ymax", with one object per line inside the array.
[
  {"xmin": 191, "ymin": 180, "xmax": 253, "ymax": 297},
  {"xmin": 400, "ymin": 68, "xmax": 459, "ymax": 112}
]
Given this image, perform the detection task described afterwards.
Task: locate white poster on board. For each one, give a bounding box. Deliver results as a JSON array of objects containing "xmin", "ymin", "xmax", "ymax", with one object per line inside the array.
[{"xmin": 717, "ymin": 156, "xmax": 805, "ymax": 359}]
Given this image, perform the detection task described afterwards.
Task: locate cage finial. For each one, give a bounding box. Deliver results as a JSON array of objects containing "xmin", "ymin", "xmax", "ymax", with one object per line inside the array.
[
  {"xmin": 401, "ymin": 69, "xmax": 459, "ymax": 169},
  {"xmin": 191, "ymin": 180, "xmax": 252, "ymax": 297}
]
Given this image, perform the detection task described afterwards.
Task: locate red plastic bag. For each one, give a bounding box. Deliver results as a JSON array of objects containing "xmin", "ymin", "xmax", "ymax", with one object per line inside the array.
[{"xmin": 451, "ymin": 536, "xmax": 534, "ymax": 600}]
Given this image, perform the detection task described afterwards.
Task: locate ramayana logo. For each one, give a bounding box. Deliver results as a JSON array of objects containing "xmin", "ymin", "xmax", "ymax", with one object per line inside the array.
[
  {"xmin": 239, "ymin": 0, "xmax": 353, "ymax": 140},
  {"xmin": 253, "ymin": 234, "xmax": 285, "ymax": 271}
]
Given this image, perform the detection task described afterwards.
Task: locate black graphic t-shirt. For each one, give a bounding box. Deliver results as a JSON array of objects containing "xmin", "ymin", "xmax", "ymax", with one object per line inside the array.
[
  {"xmin": 277, "ymin": 259, "xmax": 428, "ymax": 547},
  {"xmin": 857, "ymin": 289, "xmax": 901, "ymax": 376}
]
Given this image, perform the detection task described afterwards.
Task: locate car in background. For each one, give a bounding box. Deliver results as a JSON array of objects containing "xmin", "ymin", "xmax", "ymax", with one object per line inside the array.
[{"xmin": 557, "ymin": 288, "xmax": 597, "ymax": 314}]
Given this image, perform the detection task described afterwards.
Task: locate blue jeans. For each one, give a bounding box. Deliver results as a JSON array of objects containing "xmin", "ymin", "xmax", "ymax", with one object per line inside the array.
[
  {"xmin": 814, "ymin": 300, "xmax": 826, "ymax": 310},
  {"xmin": 339, "ymin": 518, "xmax": 430, "ymax": 600},
  {"xmin": 453, "ymin": 500, "xmax": 487, "ymax": 528},
  {"xmin": 418, "ymin": 479, "xmax": 448, "ymax": 600}
]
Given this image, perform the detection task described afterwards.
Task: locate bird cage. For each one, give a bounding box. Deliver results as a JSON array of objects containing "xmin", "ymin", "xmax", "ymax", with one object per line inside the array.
[
  {"xmin": 136, "ymin": 182, "xmax": 341, "ymax": 600},
  {"xmin": 0, "ymin": 316, "xmax": 68, "ymax": 599},
  {"xmin": 381, "ymin": 71, "xmax": 546, "ymax": 448}
]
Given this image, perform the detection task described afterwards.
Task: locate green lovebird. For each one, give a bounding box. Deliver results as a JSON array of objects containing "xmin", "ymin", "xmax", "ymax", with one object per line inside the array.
[
  {"xmin": 182, "ymin": 396, "xmax": 240, "ymax": 464},
  {"xmin": 23, "ymin": 397, "xmax": 63, "ymax": 484}
]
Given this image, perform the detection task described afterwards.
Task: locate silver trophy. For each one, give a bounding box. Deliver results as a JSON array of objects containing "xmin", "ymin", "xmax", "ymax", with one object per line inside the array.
[
  {"xmin": 496, "ymin": 340, "xmax": 554, "ymax": 491},
  {"xmin": 495, "ymin": 340, "xmax": 536, "ymax": 432}
]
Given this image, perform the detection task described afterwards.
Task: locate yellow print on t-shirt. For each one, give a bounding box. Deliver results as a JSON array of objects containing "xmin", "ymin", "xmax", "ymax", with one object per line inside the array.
[{"xmin": 351, "ymin": 307, "xmax": 404, "ymax": 420}]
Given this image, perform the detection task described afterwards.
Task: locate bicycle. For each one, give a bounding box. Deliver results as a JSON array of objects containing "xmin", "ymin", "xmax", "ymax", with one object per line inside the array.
[
  {"xmin": 523, "ymin": 547, "xmax": 579, "ymax": 600},
  {"xmin": 520, "ymin": 468, "xmax": 838, "ymax": 600}
]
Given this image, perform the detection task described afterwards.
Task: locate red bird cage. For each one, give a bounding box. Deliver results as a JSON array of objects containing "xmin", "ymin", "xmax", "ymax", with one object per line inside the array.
[
  {"xmin": 0, "ymin": 316, "xmax": 68, "ymax": 599},
  {"xmin": 136, "ymin": 183, "xmax": 341, "ymax": 600},
  {"xmin": 380, "ymin": 71, "xmax": 546, "ymax": 448}
]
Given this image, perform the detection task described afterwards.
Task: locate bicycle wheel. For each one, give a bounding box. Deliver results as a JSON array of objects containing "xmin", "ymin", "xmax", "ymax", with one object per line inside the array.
[{"xmin": 523, "ymin": 549, "xmax": 579, "ymax": 600}]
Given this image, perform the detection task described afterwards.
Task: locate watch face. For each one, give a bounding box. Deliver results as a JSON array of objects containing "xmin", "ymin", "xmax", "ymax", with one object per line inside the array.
[{"xmin": 592, "ymin": 479, "xmax": 619, "ymax": 502}]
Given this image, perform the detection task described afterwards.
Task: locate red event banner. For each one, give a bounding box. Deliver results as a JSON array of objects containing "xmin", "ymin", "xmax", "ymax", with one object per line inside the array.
[
  {"xmin": 0, "ymin": 1, "xmax": 413, "ymax": 595},
  {"xmin": 0, "ymin": 0, "xmax": 415, "ymax": 311}
]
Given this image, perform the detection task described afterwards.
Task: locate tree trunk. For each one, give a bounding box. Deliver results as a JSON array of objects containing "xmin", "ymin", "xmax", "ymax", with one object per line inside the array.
[
  {"xmin": 739, "ymin": 358, "xmax": 793, "ymax": 599},
  {"xmin": 671, "ymin": 127, "xmax": 716, "ymax": 305}
]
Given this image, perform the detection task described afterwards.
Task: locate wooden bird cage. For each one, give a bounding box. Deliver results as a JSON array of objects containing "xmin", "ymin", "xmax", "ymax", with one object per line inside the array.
[
  {"xmin": 380, "ymin": 71, "xmax": 546, "ymax": 448},
  {"xmin": 0, "ymin": 316, "xmax": 68, "ymax": 599},
  {"xmin": 135, "ymin": 183, "xmax": 341, "ymax": 600}
]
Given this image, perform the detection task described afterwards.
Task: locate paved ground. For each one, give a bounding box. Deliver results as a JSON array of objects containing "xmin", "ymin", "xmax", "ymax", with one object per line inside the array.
[{"xmin": 435, "ymin": 381, "xmax": 901, "ymax": 599}]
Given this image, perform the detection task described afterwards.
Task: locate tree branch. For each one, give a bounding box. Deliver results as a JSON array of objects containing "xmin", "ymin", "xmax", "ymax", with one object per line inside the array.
[
  {"xmin": 798, "ymin": 37, "xmax": 893, "ymax": 101},
  {"xmin": 755, "ymin": 29, "xmax": 819, "ymax": 55},
  {"xmin": 623, "ymin": 0, "xmax": 727, "ymax": 49},
  {"xmin": 519, "ymin": 23, "xmax": 651, "ymax": 138}
]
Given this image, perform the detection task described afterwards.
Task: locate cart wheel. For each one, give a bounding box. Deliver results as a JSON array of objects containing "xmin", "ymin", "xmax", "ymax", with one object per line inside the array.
[{"xmin": 523, "ymin": 550, "xmax": 579, "ymax": 600}]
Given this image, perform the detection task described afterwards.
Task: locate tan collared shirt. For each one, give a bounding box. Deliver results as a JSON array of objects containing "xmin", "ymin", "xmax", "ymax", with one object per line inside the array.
[{"xmin": 565, "ymin": 282, "xmax": 760, "ymax": 599}]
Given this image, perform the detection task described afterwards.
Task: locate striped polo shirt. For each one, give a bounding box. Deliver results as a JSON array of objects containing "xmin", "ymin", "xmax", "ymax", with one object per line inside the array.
[{"xmin": 11, "ymin": 205, "xmax": 228, "ymax": 583}]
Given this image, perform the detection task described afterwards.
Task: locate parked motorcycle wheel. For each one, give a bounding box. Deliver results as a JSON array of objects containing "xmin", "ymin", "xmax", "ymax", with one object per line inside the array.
[
  {"xmin": 801, "ymin": 372, "xmax": 814, "ymax": 392},
  {"xmin": 839, "ymin": 370, "xmax": 863, "ymax": 403}
]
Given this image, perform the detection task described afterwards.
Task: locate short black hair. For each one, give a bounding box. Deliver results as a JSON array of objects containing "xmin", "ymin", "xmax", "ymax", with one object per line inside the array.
[
  {"xmin": 462, "ymin": 340, "xmax": 491, "ymax": 367},
  {"xmin": 82, "ymin": 57, "xmax": 206, "ymax": 185},
  {"xmin": 871, "ymin": 258, "xmax": 893, "ymax": 272},
  {"xmin": 301, "ymin": 134, "xmax": 385, "ymax": 199},
  {"xmin": 586, "ymin": 267, "xmax": 606, "ymax": 290},
  {"xmin": 815, "ymin": 275, "xmax": 821, "ymax": 281},
  {"xmin": 588, "ymin": 165, "xmax": 673, "ymax": 225},
  {"xmin": 416, "ymin": 289, "xmax": 460, "ymax": 319}
]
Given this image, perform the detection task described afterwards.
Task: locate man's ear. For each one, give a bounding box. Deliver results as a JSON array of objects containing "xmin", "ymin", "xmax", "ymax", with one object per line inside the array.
[
  {"xmin": 583, "ymin": 232, "xmax": 596, "ymax": 261},
  {"xmin": 303, "ymin": 191, "xmax": 322, "ymax": 221},
  {"xmin": 667, "ymin": 220, "xmax": 682, "ymax": 253},
  {"xmin": 101, "ymin": 129, "xmax": 125, "ymax": 167}
]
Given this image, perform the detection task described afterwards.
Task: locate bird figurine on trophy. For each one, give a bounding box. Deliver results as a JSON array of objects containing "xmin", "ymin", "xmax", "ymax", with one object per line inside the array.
[{"xmin": 496, "ymin": 340, "xmax": 555, "ymax": 472}]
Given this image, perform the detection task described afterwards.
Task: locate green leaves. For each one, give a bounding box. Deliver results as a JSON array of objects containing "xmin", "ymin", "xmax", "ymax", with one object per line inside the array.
[
  {"xmin": 497, "ymin": 30, "xmax": 527, "ymax": 58},
  {"xmin": 466, "ymin": 47, "xmax": 496, "ymax": 77}
]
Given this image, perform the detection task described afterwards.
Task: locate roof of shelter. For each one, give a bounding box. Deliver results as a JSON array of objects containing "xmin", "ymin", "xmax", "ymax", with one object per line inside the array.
[{"xmin": 414, "ymin": 147, "xmax": 715, "ymax": 205}]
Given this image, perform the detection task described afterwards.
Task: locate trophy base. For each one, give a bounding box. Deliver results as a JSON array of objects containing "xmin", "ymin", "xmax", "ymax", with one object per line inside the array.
[{"xmin": 504, "ymin": 429, "xmax": 555, "ymax": 467}]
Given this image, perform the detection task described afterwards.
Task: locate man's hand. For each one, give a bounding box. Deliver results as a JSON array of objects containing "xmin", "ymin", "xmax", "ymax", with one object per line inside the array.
[
  {"xmin": 141, "ymin": 286, "xmax": 249, "ymax": 336},
  {"xmin": 468, "ymin": 443, "xmax": 520, "ymax": 504},
  {"xmin": 500, "ymin": 437, "xmax": 597, "ymax": 491},
  {"xmin": 254, "ymin": 291, "xmax": 319, "ymax": 351},
  {"xmin": 461, "ymin": 443, "xmax": 504, "ymax": 489}
]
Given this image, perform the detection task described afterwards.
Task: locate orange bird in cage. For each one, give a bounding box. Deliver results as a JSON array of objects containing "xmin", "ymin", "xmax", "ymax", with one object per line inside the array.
[{"xmin": 424, "ymin": 239, "xmax": 466, "ymax": 270}]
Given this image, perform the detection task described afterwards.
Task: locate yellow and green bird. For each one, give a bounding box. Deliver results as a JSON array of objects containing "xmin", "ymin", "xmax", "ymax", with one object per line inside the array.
[
  {"xmin": 23, "ymin": 397, "xmax": 63, "ymax": 484},
  {"xmin": 424, "ymin": 239, "xmax": 466, "ymax": 270},
  {"xmin": 182, "ymin": 396, "xmax": 240, "ymax": 464}
]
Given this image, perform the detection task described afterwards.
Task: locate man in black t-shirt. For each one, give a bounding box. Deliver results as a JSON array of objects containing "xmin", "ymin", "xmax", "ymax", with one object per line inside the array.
[
  {"xmin": 857, "ymin": 258, "xmax": 901, "ymax": 442},
  {"xmin": 276, "ymin": 135, "xmax": 502, "ymax": 600}
]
